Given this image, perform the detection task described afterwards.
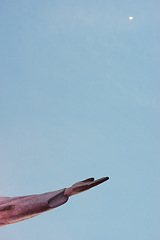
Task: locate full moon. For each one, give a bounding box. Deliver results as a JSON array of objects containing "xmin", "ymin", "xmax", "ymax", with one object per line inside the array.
[{"xmin": 129, "ymin": 16, "xmax": 133, "ymax": 20}]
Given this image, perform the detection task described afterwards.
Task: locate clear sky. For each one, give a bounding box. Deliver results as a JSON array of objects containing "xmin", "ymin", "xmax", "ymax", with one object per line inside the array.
[{"xmin": 0, "ymin": 0, "xmax": 159, "ymax": 239}]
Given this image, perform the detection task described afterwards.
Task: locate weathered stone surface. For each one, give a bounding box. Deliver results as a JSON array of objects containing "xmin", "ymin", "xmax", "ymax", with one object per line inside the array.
[{"xmin": 0, "ymin": 176, "xmax": 109, "ymax": 227}]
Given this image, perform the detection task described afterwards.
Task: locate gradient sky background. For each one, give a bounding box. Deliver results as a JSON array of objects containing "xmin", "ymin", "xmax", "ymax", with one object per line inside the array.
[{"xmin": 0, "ymin": 0, "xmax": 160, "ymax": 239}]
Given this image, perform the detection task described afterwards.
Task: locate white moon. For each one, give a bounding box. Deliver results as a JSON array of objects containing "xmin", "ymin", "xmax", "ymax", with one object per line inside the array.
[{"xmin": 129, "ymin": 16, "xmax": 133, "ymax": 20}]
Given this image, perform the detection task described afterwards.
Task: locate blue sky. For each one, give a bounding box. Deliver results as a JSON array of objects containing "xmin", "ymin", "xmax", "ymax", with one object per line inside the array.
[{"xmin": 0, "ymin": 0, "xmax": 160, "ymax": 239}]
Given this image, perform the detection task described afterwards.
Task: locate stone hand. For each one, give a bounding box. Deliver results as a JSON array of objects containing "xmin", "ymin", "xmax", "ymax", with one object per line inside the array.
[{"xmin": 64, "ymin": 176, "xmax": 109, "ymax": 197}]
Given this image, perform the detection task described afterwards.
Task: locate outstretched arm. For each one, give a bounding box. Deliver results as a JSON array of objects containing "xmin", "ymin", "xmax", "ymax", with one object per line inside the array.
[{"xmin": 0, "ymin": 176, "xmax": 109, "ymax": 227}]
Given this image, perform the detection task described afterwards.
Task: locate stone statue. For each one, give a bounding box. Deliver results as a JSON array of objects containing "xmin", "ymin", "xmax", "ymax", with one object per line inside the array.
[{"xmin": 0, "ymin": 176, "xmax": 109, "ymax": 227}]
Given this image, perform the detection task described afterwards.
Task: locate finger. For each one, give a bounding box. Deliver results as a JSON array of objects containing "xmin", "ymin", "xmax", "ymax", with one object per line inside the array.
[
  {"xmin": 73, "ymin": 177, "xmax": 109, "ymax": 193},
  {"xmin": 81, "ymin": 177, "xmax": 94, "ymax": 183},
  {"xmin": 88, "ymin": 177, "xmax": 109, "ymax": 189}
]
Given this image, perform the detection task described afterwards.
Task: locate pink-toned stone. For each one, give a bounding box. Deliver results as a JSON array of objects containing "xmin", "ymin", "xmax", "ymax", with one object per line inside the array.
[{"xmin": 0, "ymin": 177, "xmax": 109, "ymax": 227}]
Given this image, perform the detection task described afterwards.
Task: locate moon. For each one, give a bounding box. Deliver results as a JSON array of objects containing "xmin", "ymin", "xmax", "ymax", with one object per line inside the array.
[{"xmin": 129, "ymin": 16, "xmax": 133, "ymax": 20}]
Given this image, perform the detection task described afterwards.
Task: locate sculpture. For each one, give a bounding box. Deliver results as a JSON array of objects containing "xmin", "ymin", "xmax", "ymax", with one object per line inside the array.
[{"xmin": 0, "ymin": 176, "xmax": 109, "ymax": 227}]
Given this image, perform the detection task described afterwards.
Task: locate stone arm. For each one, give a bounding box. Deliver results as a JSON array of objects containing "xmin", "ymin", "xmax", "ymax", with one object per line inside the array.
[{"xmin": 0, "ymin": 177, "xmax": 109, "ymax": 227}]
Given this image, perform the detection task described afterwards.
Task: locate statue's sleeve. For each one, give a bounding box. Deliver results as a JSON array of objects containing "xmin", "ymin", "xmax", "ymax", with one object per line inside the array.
[
  {"xmin": 48, "ymin": 189, "xmax": 68, "ymax": 208},
  {"xmin": 0, "ymin": 189, "xmax": 69, "ymax": 227}
]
